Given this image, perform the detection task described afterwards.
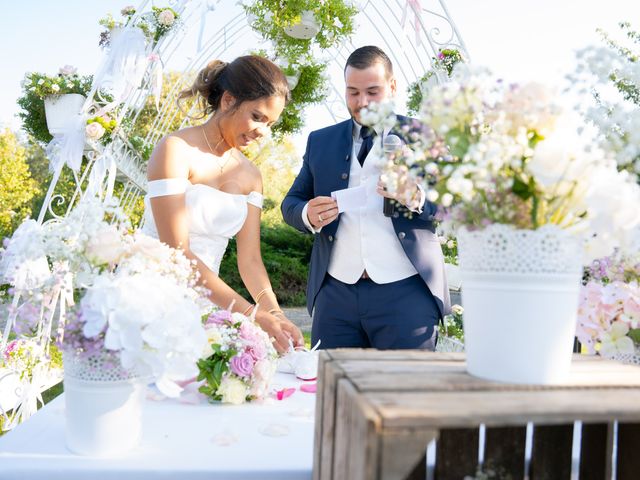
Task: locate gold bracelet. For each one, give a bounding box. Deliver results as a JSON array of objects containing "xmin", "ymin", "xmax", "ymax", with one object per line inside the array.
[
  {"xmin": 254, "ymin": 287, "xmax": 273, "ymax": 305},
  {"xmin": 242, "ymin": 304, "xmax": 255, "ymax": 316}
]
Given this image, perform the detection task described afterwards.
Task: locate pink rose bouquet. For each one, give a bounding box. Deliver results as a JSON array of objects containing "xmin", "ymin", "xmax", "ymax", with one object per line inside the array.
[
  {"xmin": 197, "ymin": 309, "xmax": 278, "ymax": 405},
  {"xmin": 576, "ymin": 251, "xmax": 640, "ymax": 360}
]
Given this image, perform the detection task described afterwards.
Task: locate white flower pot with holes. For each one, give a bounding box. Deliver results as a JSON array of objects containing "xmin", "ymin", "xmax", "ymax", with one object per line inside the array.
[
  {"xmin": 63, "ymin": 350, "xmax": 144, "ymax": 456},
  {"xmin": 283, "ymin": 10, "xmax": 321, "ymax": 39},
  {"xmin": 44, "ymin": 94, "xmax": 86, "ymax": 136},
  {"xmin": 456, "ymin": 224, "xmax": 582, "ymax": 385}
]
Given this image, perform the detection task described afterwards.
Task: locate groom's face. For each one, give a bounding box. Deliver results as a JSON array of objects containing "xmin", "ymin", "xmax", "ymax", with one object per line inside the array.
[{"xmin": 345, "ymin": 62, "xmax": 397, "ymax": 124}]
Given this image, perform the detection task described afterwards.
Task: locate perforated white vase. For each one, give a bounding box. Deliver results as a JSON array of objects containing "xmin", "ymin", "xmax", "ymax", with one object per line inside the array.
[
  {"xmin": 44, "ymin": 94, "xmax": 86, "ymax": 135},
  {"xmin": 283, "ymin": 10, "xmax": 321, "ymax": 39},
  {"xmin": 456, "ymin": 224, "xmax": 583, "ymax": 384},
  {"xmin": 63, "ymin": 351, "xmax": 143, "ymax": 456}
]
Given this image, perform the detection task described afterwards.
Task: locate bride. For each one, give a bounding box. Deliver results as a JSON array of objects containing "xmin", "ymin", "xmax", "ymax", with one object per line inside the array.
[{"xmin": 142, "ymin": 55, "xmax": 304, "ymax": 353}]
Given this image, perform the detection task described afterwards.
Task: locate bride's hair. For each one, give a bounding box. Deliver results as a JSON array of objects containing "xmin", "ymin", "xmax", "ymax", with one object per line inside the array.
[{"xmin": 179, "ymin": 55, "xmax": 290, "ymax": 119}]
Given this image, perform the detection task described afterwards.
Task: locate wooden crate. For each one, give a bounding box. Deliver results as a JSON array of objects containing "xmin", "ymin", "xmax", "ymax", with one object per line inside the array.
[{"xmin": 313, "ymin": 350, "xmax": 640, "ymax": 480}]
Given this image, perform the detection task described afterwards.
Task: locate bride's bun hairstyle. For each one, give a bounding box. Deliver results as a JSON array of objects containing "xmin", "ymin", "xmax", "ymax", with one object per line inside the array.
[{"xmin": 179, "ymin": 55, "xmax": 290, "ymax": 118}]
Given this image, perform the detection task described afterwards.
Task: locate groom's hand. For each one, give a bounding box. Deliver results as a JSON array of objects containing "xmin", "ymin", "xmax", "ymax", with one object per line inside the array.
[{"xmin": 307, "ymin": 196, "xmax": 338, "ymax": 229}]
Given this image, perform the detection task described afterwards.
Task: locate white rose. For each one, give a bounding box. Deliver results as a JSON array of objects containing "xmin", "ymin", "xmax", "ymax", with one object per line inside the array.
[
  {"xmin": 58, "ymin": 65, "xmax": 77, "ymax": 76},
  {"xmin": 202, "ymin": 328, "xmax": 223, "ymax": 357},
  {"xmin": 451, "ymin": 304, "xmax": 464, "ymax": 315},
  {"xmin": 51, "ymin": 84, "xmax": 60, "ymax": 92},
  {"xmin": 85, "ymin": 122, "xmax": 106, "ymax": 140},
  {"xmin": 157, "ymin": 9, "xmax": 175, "ymax": 26},
  {"xmin": 217, "ymin": 376, "xmax": 248, "ymax": 405},
  {"xmin": 37, "ymin": 79, "xmax": 45, "ymax": 85},
  {"xmin": 85, "ymin": 225, "xmax": 125, "ymax": 264},
  {"xmin": 441, "ymin": 193, "xmax": 453, "ymax": 207}
]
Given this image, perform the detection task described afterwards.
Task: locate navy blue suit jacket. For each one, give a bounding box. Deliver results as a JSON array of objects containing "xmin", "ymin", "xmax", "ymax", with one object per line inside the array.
[{"xmin": 281, "ymin": 116, "xmax": 450, "ymax": 317}]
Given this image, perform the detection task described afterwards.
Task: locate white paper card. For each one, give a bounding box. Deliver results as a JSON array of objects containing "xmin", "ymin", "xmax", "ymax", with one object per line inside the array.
[{"xmin": 331, "ymin": 185, "xmax": 367, "ymax": 213}]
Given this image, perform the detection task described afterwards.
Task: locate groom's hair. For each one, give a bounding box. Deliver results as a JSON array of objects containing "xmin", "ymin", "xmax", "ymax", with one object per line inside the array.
[{"xmin": 345, "ymin": 46, "xmax": 394, "ymax": 79}]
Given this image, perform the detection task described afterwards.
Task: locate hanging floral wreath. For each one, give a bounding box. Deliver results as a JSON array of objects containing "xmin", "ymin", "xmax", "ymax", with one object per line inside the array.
[{"xmin": 243, "ymin": 0, "xmax": 358, "ymax": 136}]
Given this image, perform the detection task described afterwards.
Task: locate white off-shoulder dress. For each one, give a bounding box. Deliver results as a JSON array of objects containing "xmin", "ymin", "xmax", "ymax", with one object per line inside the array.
[{"xmin": 141, "ymin": 178, "xmax": 263, "ymax": 275}]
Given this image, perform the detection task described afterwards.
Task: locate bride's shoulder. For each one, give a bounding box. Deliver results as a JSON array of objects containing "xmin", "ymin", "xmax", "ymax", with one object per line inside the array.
[
  {"xmin": 234, "ymin": 149, "xmax": 262, "ymax": 192},
  {"xmin": 147, "ymin": 131, "xmax": 195, "ymax": 180}
]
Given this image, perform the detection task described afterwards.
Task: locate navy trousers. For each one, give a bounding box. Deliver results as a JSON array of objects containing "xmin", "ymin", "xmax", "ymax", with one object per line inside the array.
[{"xmin": 311, "ymin": 274, "xmax": 440, "ymax": 350}]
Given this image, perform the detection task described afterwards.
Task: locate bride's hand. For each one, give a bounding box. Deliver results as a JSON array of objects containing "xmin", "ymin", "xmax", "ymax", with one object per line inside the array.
[
  {"xmin": 276, "ymin": 315, "xmax": 305, "ymax": 349},
  {"xmin": 254, "ymin": 311, "xmax": 303, "ymax": 354}
]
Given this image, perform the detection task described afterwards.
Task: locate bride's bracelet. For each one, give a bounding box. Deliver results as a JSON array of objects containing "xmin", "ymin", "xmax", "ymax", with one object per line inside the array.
[
  {"xmin": 254, "ymin": 287, "xmax": 273, "ymax": 305},
  {"xmin": 268, "ymin": 308, "xmax": 285, "ymax": 318},
  {"xmin": 242, "ymin": 304, "xmax": 255, "ymax": 316}
]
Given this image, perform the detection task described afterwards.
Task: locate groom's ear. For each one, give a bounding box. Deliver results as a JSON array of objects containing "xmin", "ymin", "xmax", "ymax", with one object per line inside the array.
[{"xmin": 389, "ymin": 76, "xmax": 397, "ymax": 96}]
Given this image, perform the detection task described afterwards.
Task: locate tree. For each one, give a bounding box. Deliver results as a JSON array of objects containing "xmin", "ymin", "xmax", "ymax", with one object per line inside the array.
[{"xmin": 0, "ymin": 130, "xmax": 39, "ymax": 239}]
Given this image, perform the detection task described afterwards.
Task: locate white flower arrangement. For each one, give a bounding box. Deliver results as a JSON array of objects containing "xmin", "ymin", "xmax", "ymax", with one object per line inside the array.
[
  {"xmin": 0, "ymin": 198, "xmax": 208, "ymax": 397},
  {"xmin": 368, "ymin": 68, "xmax": 640, "ymax": 263}
]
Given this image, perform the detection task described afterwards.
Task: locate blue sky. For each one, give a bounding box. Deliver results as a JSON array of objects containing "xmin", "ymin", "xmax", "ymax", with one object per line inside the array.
[{"xmin": 1, "ymin": 0, "xmax": 638, "ymax": 142}]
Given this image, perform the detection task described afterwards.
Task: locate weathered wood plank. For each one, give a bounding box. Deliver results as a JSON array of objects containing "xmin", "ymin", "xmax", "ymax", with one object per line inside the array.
[
  {"xmin": 435, "ymin": 428, "xmax": 479, "ymax": 480},
  {"xmin": 315, "ymin": 355, "xmax": 347, "ymax": 480},
  {"xmin": 312, "ymin": 351, "xmax": 332, "ymax": 480},
  {"xmin": 368, "ymin": 390, "xmax": 640, "ymax": 428},
  {"xmin": 579, "ymin": 423, "xmax": 611, "ymax": 480},
  {"xmin": 484, "ymin": 426, "xmax": 526, "ymax": 479},
  {"xmin": 379, "ymin": 428, "xmax": 437, "ymax": 480},
  {"xmin": 617, "ymin": 422, "xmax": 640, "ymax": 480},
  {"xmin": 530, "ymin": 424, "xmax": 573, "ymax": 480}
]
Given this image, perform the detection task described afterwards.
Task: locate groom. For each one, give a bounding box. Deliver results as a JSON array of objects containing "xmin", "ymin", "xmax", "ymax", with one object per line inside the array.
[{"xmin": 282, "ymin": 46, "xmax": 450, "ymax": 350}]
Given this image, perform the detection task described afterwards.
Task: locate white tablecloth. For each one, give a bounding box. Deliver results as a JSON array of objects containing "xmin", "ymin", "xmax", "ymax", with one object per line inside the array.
[{"xmin": 0, "ymin": 373, "xmax": 315, "ymax": 480}]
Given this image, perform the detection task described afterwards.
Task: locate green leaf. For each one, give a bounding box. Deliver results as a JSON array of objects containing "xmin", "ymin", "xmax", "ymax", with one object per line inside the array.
[
  {"xmin": 628, "ymin": 328, "xmax": 640, "ymax": 344},
  {"xmin": 512, "ymin": 176, "xmax": 533, "ymax": 200}
]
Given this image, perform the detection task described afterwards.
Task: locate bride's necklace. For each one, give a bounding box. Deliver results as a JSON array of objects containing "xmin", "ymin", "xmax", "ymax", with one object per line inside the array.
[{"xmin": 202, "ymin": 126, "xmax": 233, "ymax": 174}]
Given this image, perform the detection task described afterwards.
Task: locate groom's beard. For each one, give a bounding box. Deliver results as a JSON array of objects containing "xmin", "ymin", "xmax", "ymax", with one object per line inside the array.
[{"xmin": 347, "ymin": 105, "xmax": 363, "ymax": 125}]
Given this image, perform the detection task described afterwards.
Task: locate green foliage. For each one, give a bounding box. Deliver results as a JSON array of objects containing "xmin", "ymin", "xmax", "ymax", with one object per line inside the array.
[
  {"xmin": 219, "ymin": 224, "xmax": 313, "ymax": 307},
  {"xmin": 276, "ymin": 60, "xmax": 327, "ymax": 136},
  {"xmin": 17, "ymin": 71, "xmax": 93, "ymax": 144},
  {"xmin": 197, "ymin": 344, "xmax": 231, "ymax": 399},
  {"xmin": 244, "ymin": 0, "xmax": 357, "ymax": 58},
  {"xmin": 0, "ymin": 130, "xmax": 39, "ymax": 240},
  {"xmin": 243, "ymin": 136, "xmax": 301, "ymax": 225},
  {"xmin": 244, "ymin": 0, "xmax": 356, "ymax": 136},
  {"xmin": 406, "ymin": 49, "xmax": 465, "ymax": 116}
]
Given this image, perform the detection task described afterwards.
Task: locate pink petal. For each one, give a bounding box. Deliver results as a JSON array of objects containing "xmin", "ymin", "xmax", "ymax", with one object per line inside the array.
[
  {"xmin": 276, "ymin": 388, "xmax": 296, "ymax": 400},
  {"xmin": 299, "ymin": 383, "xmax": 317, "ymax": 393}
]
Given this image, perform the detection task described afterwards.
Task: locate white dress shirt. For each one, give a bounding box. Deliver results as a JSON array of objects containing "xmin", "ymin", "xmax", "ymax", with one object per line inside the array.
[{"xmin": 301, "ymin": 121, "xmax": 422, "ymax": 284}]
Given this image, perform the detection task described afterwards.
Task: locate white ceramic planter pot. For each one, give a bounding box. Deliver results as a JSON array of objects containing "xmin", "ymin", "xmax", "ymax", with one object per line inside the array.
[
  {"xmin": 283, "ymin": 10, "xmax": 320, "ymax": 39},
  {"xmin": 63, "ymin": 351, "xmax": 143, "ymax": 456},
  {"xmin": 44, "ymin": 94, "xmax": 86, "ymax": 136},
  {"xmin": 457, "ymin": 224, "xmax": 583, "ymax": 385}
]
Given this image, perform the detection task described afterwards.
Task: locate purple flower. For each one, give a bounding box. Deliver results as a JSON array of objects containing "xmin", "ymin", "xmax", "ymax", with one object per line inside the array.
[
  {"xmin": 206, "ymin": 309, "xmax": 232, "ymax": 326},
  {"xmin": 229, "ymin": 352, "xmax": 254, "ymax": 378}
]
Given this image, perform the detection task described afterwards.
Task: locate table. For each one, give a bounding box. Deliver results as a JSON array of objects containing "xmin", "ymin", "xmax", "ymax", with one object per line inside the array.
[
  {"xmin": 314, "ymin": 350, "xmax": 640, "ymax": 480},
  {"xmin": 0, "ymin": 373, "xmax": 315, "ymax": 480}
]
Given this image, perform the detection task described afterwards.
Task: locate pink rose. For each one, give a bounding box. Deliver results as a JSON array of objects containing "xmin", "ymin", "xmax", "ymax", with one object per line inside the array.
[
  {"xmin": 58, "ymin": 65, "xmax": 77, "ymax": 76},
  {"xmin": 230, "ymin": 352, "xmax": 254, "ymax": 378},
  {"xmin": 85, "ymin": 122, "xmax": 106, "ymax": 140},
  {"xmin": 247, "ymin": 342, "xmax": 267, "ymax": 362},
  {"xmin": 157, "ymin": 9, "xmax": 175, "ymax": 27},
  {"xmin": 206, "ymin": 309, "xmax": 232, "ymax": 326}
]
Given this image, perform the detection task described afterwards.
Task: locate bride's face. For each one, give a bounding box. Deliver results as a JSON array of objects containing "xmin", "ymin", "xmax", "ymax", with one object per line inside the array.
[{"xmin": 221, "ymin": 94, "xmax": 285, "ymax": 148}]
